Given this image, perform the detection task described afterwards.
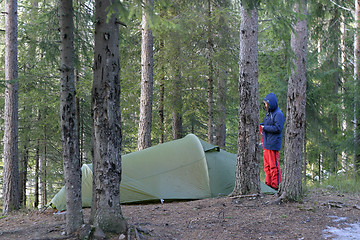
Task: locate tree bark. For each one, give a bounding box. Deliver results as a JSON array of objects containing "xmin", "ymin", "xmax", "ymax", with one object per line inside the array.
[
  {"xmin": 207, "ymin": 0, "xmax": 214, "ymax": 144},
  {"xmin": 172, "ymin": 47, "xmax": 183, "ymax": 140},
  {"xmin": 280, "ymin": 0, "xmax": 307, "ymax": 201},
  {"xmin": 354, "ymin": 0, "xmax": 360, "ymax": 173},
  {"xmin": 40, "ymin": 126, "xmax": 47, "ymax": 207},
  {"xmin": 19, "ymin": 143, "xmax": 28, "ymax": 207},
  {"xmin": 172, "ymin": 70, "xmax": 183, "ymax": 140},
  {"xmin": 329, "ymin": 8, "xmax": 340, "ymax": 174},
  {"xmin": 34, "ymin": 142, "xmax": 40, "ymax": 208},
  {"xmin": 340, "ymin": 13, "xmax": 348, "ymax": 171},
  {"xmin": 91, "ymin": 0, "xmax": 127, "ymax": 234},
  {"xmin": 3, "ymin": 0, "xmax": 20, "ymax": 215},
  {"xmin": 59, "ymin": 0, "xmax": 83, "ymax": 233},
  {"xmin": 158, "ymin": 73, "xmax": 165, "ymax": 144},
  {"xmin": 216, "ymin": 70, "xmax": 227, "ymax": 149},
  {"xmin": 137, "ymin": 0, "xmax": 154, "ymax": 150},
  {"xmin": 231, "ymin": 4, "xmax": 260, "ymax": 196}
]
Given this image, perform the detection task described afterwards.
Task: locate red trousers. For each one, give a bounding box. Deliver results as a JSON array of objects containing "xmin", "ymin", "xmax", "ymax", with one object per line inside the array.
[{"xmin": 263, "ymin": 149, "xmax": 281, "ymax": 190}]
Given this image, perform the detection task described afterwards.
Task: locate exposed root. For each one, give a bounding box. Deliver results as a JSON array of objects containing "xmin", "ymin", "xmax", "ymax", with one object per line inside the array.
[
  {"xmin": 267, "ymin": 191, "xmax": 287, "ymax": 205},
  {"xmin": 128, "ymin": 224, "xmax": 150, "ymax": 240}
]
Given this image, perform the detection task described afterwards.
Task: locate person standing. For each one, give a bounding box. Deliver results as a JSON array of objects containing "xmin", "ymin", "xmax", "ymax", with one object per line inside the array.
[{"xmin": 260, "ymin": 92, "xmax": 285, "ymax": 190}]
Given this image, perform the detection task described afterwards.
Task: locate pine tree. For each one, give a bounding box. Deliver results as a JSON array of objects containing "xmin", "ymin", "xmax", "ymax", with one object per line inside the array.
[
  {"xmin": 90, "ymin": 0, "xmax": 128, "ymax": 233},
  {"xmin": 3, "ymin": 0, "xmax": 20, "ymax": 215},
  {"xmin": 138, "ymin": 0, "xmax": 154, "ymax": 150},
  {"xmin": 279, "ymin": 0, "xmax": 307, "ymax": 201},
  {"xmin": 231, "ymin": 0, "xmax": 261, "ymax": 196},
  {"xmin": 59, "ymin": 0, "xmax": 83, "ymax": 233}
]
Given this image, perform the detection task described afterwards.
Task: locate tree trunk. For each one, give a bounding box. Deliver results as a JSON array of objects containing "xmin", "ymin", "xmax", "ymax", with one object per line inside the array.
[
  {"xmin": 207, "ymin": 0, "xmax": 214, "ymax": 144},
  {"xmin": 34, "ymin": 142, "xmax": 40, "ymax": 208},
  {"xmin": 40, "ymin": 131, "xmax": 47, "ymax": 207},
  {"xmin": 19, "ymin": 144, "xmax": 28, "ymax": 207},
  {"xmin": 3, "ymin": 0, "xmax": 20, "ymax": 215},
  {"xmin": 354, "ymin": 0, "xmax": 360, "ymax": 173},
  {"xmin": 303, "ymin": 125, "xmax": 307, "ymax": 184},
  {"xmin": 216, "ymin": 70, "xmax": 227, "ymax": 149},
  {"xmin": 91, "ymin": 0, "xmax": 127, "ymax": 234},
  {"xmin": 231, "ymin": 4, "xmax": 260, "ymax": 196},
  {"xmin": 75, "ymin": 69, "xmax": 83, "ymax": 164},
  {"xmin": 340, "ymin": 13, "xmax": 348, "ymax": 171},
  {"xmin": 329, "ymin": 9, "xmax": 340, "ymax": 174},
  {"xmin": 59, "ymin": 0, "xmax": 83, "ymax": 233},
  {"xmin": 137, "ymin": 0, "xmax": 154, "ymax": 150},
  {"xmin": 158, "ymin": 73, "xmax": 165, "ymax": 144},
  {"xmin": 172, "ymin": 53, "xmax": 183, "ymax": 140},
  {"xmin": 172, "ymin": 71, "xmax": 183, "ymax": 140},
  {"xmin": 280, "ymin": 0, "xmax": 307, "ymax": 201}
]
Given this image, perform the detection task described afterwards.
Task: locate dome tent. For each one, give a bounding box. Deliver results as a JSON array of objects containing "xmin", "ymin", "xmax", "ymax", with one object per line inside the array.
[{"xmin": 49, "ymin": 134, "xmax": 275, "ymax": 211}]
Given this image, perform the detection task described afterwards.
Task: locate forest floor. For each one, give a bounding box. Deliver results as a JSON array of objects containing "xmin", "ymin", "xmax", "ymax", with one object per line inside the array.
[{"xmin": 0, "ymin": 188, "xmax": 359, "ymax": 240}]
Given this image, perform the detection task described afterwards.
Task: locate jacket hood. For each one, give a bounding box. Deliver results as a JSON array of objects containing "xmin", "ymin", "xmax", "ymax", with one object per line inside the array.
[{"xmin": 264, "ymin": 92, "xmax": 278, "ymax": 112}]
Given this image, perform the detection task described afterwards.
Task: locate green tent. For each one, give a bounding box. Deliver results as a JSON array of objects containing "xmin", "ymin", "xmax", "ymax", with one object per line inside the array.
[{"xmin": 49, "ymin": 134, "xmax": 276, "ymax": 211}]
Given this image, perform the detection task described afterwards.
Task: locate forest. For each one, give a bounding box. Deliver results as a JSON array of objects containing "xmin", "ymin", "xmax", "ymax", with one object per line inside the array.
[{"xmin": 0, "ymin": 0, "xmax": 360, "ymax": 238}]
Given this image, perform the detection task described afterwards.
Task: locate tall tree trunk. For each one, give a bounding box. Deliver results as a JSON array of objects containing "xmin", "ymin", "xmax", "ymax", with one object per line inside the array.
[
  {"xmin": 158, "ymin": 72, "xmax": 165, "ymax": 144},
  {"xmin": 91, "ymin": 0, "xmax": 127, "ymax": 233},
  {"xmin": 59, "ymin": 0, "xmax": 83, "ymax": 233},
  {"xmin": 330, "ymin": 9, "xmax": 340, "ymax": 174},
  {"xmin": 231, "ymin": 3, "xmax": 260, "ymax": 196},
  {"xmin": 207, "ymin": 0, "xmax": 214, "ymax": 144},
  {"xmin": 303, "ymin": 124, "xmax": 307, "ymax": 184},
  {"xmin": 3, "ymin": 0, "xmax": 20, "ymax": 215},
  {"xmin": 216, "ymin": 70, "xmax": 227, "ymax": 149},
  {"xmin": 19, "ymin": 144, "xmax": 28, "ymax": 207},
  {"xmin": 340, "ymin": 13, "xmax": 348, "ymax": 171},
  {"xmin": 75, "ymin": 69, "xmax": 83, "ymax": 164},
  {"xmin": 137, "ymin": 0, "xmax": 154, "ymax": 150},
  {"xmin": 40, "ymin": 130, "xmax": 47, "ymax": 207},
  {"xmin": 172, "ymin": 69, "xmax": 183, "ymax": 140},
  {"xmin": 172, "ymin": 44, "xmax": 183, "ymax": 140},
  {"xmin": 34, "ymin": 142, "xmax": 40, "ymax": 208},
  {"xmin": 354, "ymin": 0, "xmax": 360, "ymax": 173},
  {"xmin": 280, "ymin": 0, "xmax": 307, "ymax": 201}
]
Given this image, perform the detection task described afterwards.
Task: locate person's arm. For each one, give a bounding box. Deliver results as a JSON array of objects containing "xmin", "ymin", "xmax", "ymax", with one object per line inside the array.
[{"xmin": 263, "ymin": 111, "xmax": 284, "ymax": 133}]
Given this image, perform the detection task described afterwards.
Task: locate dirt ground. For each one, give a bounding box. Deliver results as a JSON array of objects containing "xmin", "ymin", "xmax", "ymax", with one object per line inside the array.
[{"xmin": 0, "ymin": 188, "xmax": 359, "ymax": 240}]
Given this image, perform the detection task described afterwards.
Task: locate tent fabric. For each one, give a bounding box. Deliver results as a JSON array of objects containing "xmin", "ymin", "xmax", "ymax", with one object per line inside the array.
[
  {"xmin": 49, "ymin": 164, "xmax": 93, "ymax": 212},
  {"xmin": 49, "ymin": 134, "xmax": 276, "ymax": 211},
  {"xmin": 199, "ymin": 139, "xmax": 277, "ymax": 196},
  {"xmin": 119, "ymin": 134, "xmax": 211, "ymax": 203}
]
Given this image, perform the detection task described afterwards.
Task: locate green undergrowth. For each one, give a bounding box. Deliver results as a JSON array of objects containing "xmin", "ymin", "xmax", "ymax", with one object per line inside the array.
[{"xmin": 310, "ymin": 174, "xmax": 360, "ymax": 194}]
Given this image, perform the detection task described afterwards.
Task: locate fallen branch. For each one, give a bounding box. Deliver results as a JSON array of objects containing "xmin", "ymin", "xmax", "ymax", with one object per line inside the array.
[
  {"xmin": 230, "ymin": 193, "xmax": 260, "ymax": 199},
  {"xmin": 134, "ymin": 227, "xmax": 141, "ymax": 240},
  {"xmin": 353, "ymin": 205, "xmax": 360, "ymax": 210},
  {"xmin": 127, "ymin": 227, "xmax": 131, "ymax": 240},
  {"xmin": 322, "ymin": 201, "xmax": 346, "ymax": 208},
  {"xmin": 128, "ymin": 224, "xmax": 150, "ymax": 240}
]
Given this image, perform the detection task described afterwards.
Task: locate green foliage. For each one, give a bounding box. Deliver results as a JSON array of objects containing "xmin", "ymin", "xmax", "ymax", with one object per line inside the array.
[
  {"xmin": 1, "ymin": 0, "xmax": 360, "ymax": 210},
  {"xmin": 304, "ymin": 0, "xmax": 357, "ymax": 179},
  {"xmin": 312, "ymin": 174, "xmax": 360, "ymax": 194}
]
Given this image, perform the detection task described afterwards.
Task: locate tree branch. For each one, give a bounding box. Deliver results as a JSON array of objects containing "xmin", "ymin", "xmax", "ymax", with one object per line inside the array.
[
  {"xmin": 329, "ymin": 0, "xmax": 353, "ymax": 13},
  {"xmin": 230, "ymin": 193, "xmax": 260, "ymax": 199}
]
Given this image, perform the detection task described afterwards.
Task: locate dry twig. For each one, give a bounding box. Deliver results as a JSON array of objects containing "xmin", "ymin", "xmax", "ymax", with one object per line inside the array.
[
  {"xmin": 230, "ymin": 193, "xmax": 260, "ymax": 199},
  {"xmin": 353, "ymin": 205, "xmax": 360, "ymax": 210}
]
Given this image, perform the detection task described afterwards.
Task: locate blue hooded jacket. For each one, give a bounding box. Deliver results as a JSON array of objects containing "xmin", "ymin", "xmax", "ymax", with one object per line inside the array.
[{"xmin": 261, "ymin": 93, "xmax": 285, "ymax": 151}]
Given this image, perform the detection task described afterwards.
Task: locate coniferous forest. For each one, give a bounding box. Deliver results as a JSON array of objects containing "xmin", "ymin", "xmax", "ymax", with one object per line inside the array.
[{"xmin": 0, "ymin": 0, "xmax": 360, "ymax": 236}]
